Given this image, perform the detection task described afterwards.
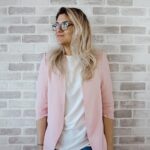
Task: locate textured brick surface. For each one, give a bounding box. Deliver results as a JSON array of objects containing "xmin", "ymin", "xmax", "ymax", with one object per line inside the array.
[{"xmin": 0, "ymin": 0, "xmax": 149, "ymax": 150}]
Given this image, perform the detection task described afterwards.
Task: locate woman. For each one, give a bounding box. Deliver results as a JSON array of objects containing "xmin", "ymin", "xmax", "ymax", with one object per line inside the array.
[{"xmin": 36, "ymin": 7, "xmax": 114, "ymax": 150}]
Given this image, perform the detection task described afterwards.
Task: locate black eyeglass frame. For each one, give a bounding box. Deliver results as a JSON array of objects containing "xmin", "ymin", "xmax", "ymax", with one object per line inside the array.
[{"xmin": 52, "ymin": 21, "xmax": 73, "ymax": 31}]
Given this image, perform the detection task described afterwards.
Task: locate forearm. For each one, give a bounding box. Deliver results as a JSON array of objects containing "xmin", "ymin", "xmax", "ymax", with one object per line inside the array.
[
  {"xmin": 37, "ymin": 116, "xmax": 47, "ymax": 150},
  {"xmin": 103, "ymin": 117, "xmax": 114, "ymax": 150}
]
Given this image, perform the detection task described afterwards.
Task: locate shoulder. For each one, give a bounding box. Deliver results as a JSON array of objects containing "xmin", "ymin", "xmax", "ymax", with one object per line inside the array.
[{"xmin": 95, "ymin": 51, "xmax": 108, "ymax": 63}]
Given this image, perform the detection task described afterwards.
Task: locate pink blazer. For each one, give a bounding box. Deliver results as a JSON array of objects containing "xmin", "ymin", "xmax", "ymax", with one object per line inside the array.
[{"xmin": 36, "ymin": 52, "xmax": 114, "ymax": 150}]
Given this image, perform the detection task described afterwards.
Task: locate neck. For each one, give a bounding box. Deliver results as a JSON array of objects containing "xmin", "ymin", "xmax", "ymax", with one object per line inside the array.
[{"xmin": 63, "ymin": 45, "xmax": 72, "ymax": 56}]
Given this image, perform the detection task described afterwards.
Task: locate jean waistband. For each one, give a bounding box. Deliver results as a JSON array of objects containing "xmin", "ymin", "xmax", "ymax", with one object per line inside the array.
[{"xmin": 80, "ymin": 146, "xmax": 92, "ymax": 150}]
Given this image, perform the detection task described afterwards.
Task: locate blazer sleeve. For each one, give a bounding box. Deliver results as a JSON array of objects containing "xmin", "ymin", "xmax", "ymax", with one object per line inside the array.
[
  {"xmin": 101, "ymin": 53, "xmax": 114, "ymax": 119},
  {"xmin": 35, "ymin": 53, "xmax": 48, "ymax": 120}
]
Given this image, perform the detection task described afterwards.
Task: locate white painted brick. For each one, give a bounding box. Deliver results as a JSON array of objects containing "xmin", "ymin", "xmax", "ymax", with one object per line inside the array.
[
  {"xmin": 0, "ymin": 1, "xmax": 150, "ymax": 148},
  {"xmin": 0, "ymin": 0, "xmax": 21, "ymax": 6},
  {"xmin": 133, "ymin": 0, "xmax": 150, "ymax": 7}
]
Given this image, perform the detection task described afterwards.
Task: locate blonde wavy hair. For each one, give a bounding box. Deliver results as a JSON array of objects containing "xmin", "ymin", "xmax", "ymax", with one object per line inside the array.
[{"xmin": 47, "ymin": 7, "xmax": 98, "ymax": 81}]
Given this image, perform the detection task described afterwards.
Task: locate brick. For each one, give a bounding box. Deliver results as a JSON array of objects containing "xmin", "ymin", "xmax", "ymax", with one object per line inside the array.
[
  {"xmin": 114, "ymin": 101, "xmax": 119, "ymax": 108},
  {"xmin": 0, "ymin": 26, "xmax": 7, "ymax": 34},
  {"xmin": 106, "ymin": 35, "xmax": 133, "ymax": 44},
  {"xmin": 8, "ymin": 100, "xmax": 35, "ymax": 108},
  {"xmin": 95, "ymin": 45, "xmax": 120, "ymax": 53},
  {"xmin": 92, "ymin": 26, "xmax": 119, "ymax": 34},
  {"xmin": 93, "ymin": 7, "xmax": 119, "ymax": 15},
  {"xmin": 135, "ymin": 36, "xmax": 150, "ymax": 44},
  {"xmin": 113, "ymin": 91, "xmax": 132, "ymax": 100},
  {"xmin": 0, "ymin": 128, "xmax": 21, "ymax": 135},
  {"xmin": 22, "ymin": 16, "xmax": 49, "ymax": 24},
  {"xmin": 133, "ymin": 110, "xmax": 150, "ymax": 118},
  {"xmin": 120, "ymin": 45, "xmax": 147, "ymax": 53},
  {"xmin": 22, "ymin": 72, "xmax": 37, "ymax": 80},
  {"xmin": 9, "ymin": 136, "xmax": 35, "ymax": 144},
  {"xmin": 23, "ymin": 145, "xmax": 37, "ymax": 150},
  {"xmin": 112, "ymin": 82, "xmax": 120, "ymax": 91},
  {"xmin": 114, "ymin": 128, "xmax": 131, "ymax": 135},
  {"xmin": 132, "ymin": 54, "xmax": 150, "ymax": 64},
  {"xmin": 0, "ymin": 82, "xmax": 8, "ymax": 90},
  {"xmin": 120, "ymin": 64, "xmax": 146, "ymax": 72},
  {"xmin": 109, "ymin": 64, "xmax": 119, "ymax": 72},
  {"xmin": 0, "ymin": 8, "xmax": 7, "ymax": 15},
  {"xmin": 92, "ymin": 35, "xmax": 104, "ymax": 43},
  {"xmin": 0, "ymin": 35, "xmax": 21, "ymax": 43},
  {"xmin": 0, "ymin": 91, "xmax": 21, "ymax": 99},
  {"xmin": 148, "ymin": 65, "xmax": 150, "ymax": 71},
  {"xmin": 0, "ymin": 101, "xmax": 7, "ymax": 108},
  {"xmin": 0, "ymin": 146, "xmax": 21, "ymax": 150},
  {"xmin": 115, "ymin": 145, "xmax": 150, "ymax": 150},
  {"xmin": 119, "ymin": 137, "xmax": 145, "ymax": 144},
  {"xmin": 133, "ymin": 0, "xmax": 150, "ymax": 7},
  {"xmin": 108, "ymin": 54, "xmax": 132, "ymax": 62},
  {"xmin": 121, "ymin": 8, "xmax": 146, "ymax": 16},
  {"xmin": 36, "ymin": 7, "xmax": 58, "ymax": 15},
  {"xmin": 9, "ymin": 63, "xmax": 34, "ymax": 71},
  {"xmin": 133, "ymin": 17, "xmax": 150, "ymax": 26},
  {"xmin": 23, "ymin": 109, "xmax": 35, "ymax": 117},
  {"xmin": 106, "ymin": 16, "xmax": 133, "ymax": 25},
  {"xmin": 8, "ymin": 82, "xmax": 35, "ymax": 90},
  {"xmin": 133, "ymin": 92, "xmax": 150, "ymax": 100},
  {"xmin": 0, "ymin": 17, "xmax": 21, "ymax": 24},
  {"xmin": 22, "ymin": 0, "xmax": 49, "ymax": 5},
  {"xmin": 36, "ymin": 25, "xmax": 51, "ymax": 34},
  {"xmin": 120, "ymin": 82, "xmax": 145, "ymax": 90},
  {"xmin": 8, "ymin": 25, "xmax": 35, "ymax": 33},
  {"xmin": 132, "ymin": 73, "xmax": 150, "ymax": 82},
  {"xmin": 23, "ymin": 128, "xmax": 37, "ymax": 135},
  {"xmin": 0, "ymin": 54, "xmax": 21, "ymax": 62},
  {"xmin": 111, "ymin": 73, "xmax": 132, "ymax": 81},
  {"xmin": 8, "ymin": 43, "xmax": 36, "ymax": 53},
  {"xmin": 120, "ymin": 101, "xmax": 145, "ymax": 109},
  {"xmin": 148, "ymin": 46, "xmax": 150, "ymax": 53},
  {"xmin": 0, "ymin": 119, "xmax": 35, "ymax": 127},
  {"xmin": 0, "ymin": 72, "xmax": 21, "ymax": 80},
  {"xmin": 23, "ymin": 92, "xmax": 36, "ymax": 99},
  {"xmin": 0, "ymin": 44, "xmax": 7, "ymax": 52},
  {"xmin": 0, "ymin": 137, "xmax": 8, "ymax": 144},
  {"xmin": 8, "ymin": 7, "xmax": 35, "ymax": 15},
  {"xmin": 114, "ymin": 110, "xmax": 132, "ymax": 118},
  {"xmin": 120, "ymin": 119, "xmax": 146, "ymax": 127},
  {"xmin": 89, "ymin": 16, "xmax": 105, "ymax": 24},
  {"xmin": 0, "ymin": 110, "xmax": 21, "ymax": 117},
  {"xmin": 0, "ymin": 0, "xmax": 21, "ymax": 6},
  {"xmin": 146, "ymin": 137, "xmax": 150, "ymax": 144},
  {"xmin": 77, "ymin": 0, "xmax": 104, "ymax": 5},
  {"xmin": 121, "ymin": 26, "xmax": 146, "ymax": 34},
  {"xmin": 51, "ymin": 0, "xmax": 76, "ymax": 4},
  {"xmin": 107, "ymin": 0, "xmax": 133, "ymax": 6},
  {"xmin": 22, "ymin": 53, "xmax": 41, "ymax": 62},
  {"xmin": 22, "ymin": 35, "xmax": 48, "ymax": 43}
]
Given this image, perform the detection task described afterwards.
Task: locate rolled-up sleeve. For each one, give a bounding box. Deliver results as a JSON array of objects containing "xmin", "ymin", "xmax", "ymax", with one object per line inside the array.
[
  {"xmin": 101, "ymin": 53, "xmax": 114, "ymax": 119},
  {"xmin": 35, "ymin": 53, "xmax": 48, "ymax": 120}
]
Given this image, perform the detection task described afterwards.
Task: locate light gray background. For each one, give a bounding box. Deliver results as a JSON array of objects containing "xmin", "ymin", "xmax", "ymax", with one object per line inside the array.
[{"xmin": 0, "ymin": 0, "xmax": 150, "ymax": 150}]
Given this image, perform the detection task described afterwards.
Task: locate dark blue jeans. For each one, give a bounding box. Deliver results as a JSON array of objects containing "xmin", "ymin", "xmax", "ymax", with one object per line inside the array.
[
  {"xmin": 81, "ymin": 146, "xmax": 92, "ymax": 150},
  {"xmin": 54, "ymin": 146, "xmax": 92, "ymax": 150}
]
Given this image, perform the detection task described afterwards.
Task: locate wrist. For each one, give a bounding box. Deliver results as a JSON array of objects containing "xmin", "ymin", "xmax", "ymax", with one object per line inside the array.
[{"xmin": 38, "ymin": 144, "xmax": 43, "ymax": 146}]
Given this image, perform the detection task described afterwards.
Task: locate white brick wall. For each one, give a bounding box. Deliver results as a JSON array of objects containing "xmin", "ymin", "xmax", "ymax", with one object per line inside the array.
[{"xmin": 0, "ymin": 0, "xmax": 150, "ymax": 150}]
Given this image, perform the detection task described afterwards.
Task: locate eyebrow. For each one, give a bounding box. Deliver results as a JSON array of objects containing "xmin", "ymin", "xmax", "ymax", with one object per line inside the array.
[{"xmin": 56, "ymin": 20, "xmax": 71, "ymax": 24}]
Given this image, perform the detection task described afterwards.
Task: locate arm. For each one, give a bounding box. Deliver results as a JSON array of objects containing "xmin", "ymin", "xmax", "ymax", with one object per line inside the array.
[
  {"xmin": 103, "ymin": 117, "xmax": 114, "ymax": 150},
  {"xmin": 37, "ymin": 117, "xmax": 47, "ymax": 150},
  {"xmin": 36, "ymin": 53, "xmax": 49, "ymax": 150},
  {"xmin": 101, "ymin": 53, "xmax": 114, "ymax": 150}
]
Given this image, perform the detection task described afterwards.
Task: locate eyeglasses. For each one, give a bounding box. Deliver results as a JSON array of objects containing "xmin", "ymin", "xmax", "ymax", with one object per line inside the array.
[{"xmin": 52, "ymin": 21, "xmax": 73, "ymax": 31}]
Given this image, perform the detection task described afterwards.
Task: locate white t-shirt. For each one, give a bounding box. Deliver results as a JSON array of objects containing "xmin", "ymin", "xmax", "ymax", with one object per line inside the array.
[{"xmin": 55, "ymin": 55, "xmax": 90, "ymax": 150}]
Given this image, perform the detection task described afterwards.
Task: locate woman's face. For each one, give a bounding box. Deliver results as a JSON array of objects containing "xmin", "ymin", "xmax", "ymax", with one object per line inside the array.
[{"xmin": 55, "ymin": 14, "xmax": 73, "ymax": 46}]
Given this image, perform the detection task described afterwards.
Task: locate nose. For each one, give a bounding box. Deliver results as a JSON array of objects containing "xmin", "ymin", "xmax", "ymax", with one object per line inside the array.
[{"xmin": 56, "ymin": 26, "xmax": 63, "ymax": 33}]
